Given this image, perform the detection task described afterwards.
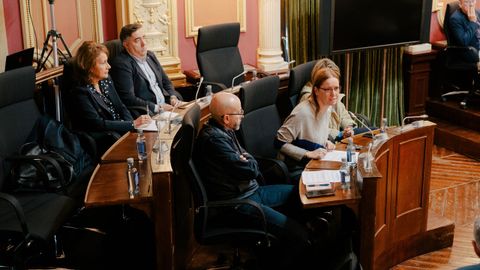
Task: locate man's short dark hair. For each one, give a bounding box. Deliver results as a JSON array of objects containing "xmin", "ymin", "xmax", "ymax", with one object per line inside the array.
[{"xmin": 119, "ymin": 23, "xmax": 143, "ymax": 43}]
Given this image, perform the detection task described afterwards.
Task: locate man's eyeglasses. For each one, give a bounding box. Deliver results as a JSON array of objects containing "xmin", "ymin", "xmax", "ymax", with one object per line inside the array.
[
  {"xmin": 223, "ymin": 109, "xmax": 244, "ymax": 117},
  {"xmin": 319, "ymin": 86, "xmax": 341, "ymax": 93}
]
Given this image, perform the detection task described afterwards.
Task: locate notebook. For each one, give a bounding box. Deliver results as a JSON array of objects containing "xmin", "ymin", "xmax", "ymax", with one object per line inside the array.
[{"xmin": 5, "ymin": 47, "xmax": 34, "ymax": 71}]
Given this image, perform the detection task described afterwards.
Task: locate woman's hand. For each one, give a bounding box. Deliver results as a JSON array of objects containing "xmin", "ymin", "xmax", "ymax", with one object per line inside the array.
[
  {"xmin": 325, "ymin": 140, "xmax": 336, "ymax": 151},
  {"xmin": 305, "ymin": 148, "xmax": 327, "ymax": 160},
  {"xmin": 133, "ymin": 114, "xmax": 152, "ymax": 128},
  {"xmin": 342, "ymin": 126, "xmax": 354, "ymax": 139}
]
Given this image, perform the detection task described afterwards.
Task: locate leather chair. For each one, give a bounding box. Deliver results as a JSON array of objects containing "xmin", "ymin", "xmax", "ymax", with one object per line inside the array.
[
  {"xmin": 237, "ymin": 76, "xmax": 296, "ymax": 184},
  {"xmin": 196, "ymin": 22, "xmax": 245, "ymax": 93},
  {"xmin": 170, "ymin": 104, "xmax": 275, "ymax": 268},
  {"xmin": 0, "ymin": 66, "xmax": 76, "ymax": 268},
  {"xmin": 281, "ymin": 60, "xmax": 317, "ymax": 119},
  {"xmin": 439, "ymin": 1, "xmax": 480, "ymax": 108},
  {"xmin": 103, "ymin": 39, "xmax": 124, "ymax": 62}
]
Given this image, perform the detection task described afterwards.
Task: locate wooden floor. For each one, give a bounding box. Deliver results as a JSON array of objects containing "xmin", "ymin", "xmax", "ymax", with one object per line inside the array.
[
  {"xmin": 187, "ymin": 146, "xmax": 480, "ymax": 270},
  {"xmin": 393, "ymin": 146, "xmax": 480, "ymax": 269}
]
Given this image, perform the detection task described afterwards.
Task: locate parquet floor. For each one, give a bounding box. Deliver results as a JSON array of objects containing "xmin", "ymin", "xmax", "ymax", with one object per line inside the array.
[{"xmin": 393, "ymin": 146, "xmax": 480, "ymax": 269}]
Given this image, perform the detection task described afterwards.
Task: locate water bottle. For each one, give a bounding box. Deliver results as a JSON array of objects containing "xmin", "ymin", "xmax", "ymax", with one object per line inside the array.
[
  {"xmin": 205, "ymin": 85, "xmax": 213, "ymax": 103},
  {"xmin": 339, "ymin": 157, "xmax": 350, "ymax": 190},
  {"xmin": 126, "ymin": 158, "xmax": 135, "ymax": 198},
  {"xmin": 136, "ymin": 129, "xmax": 147, "ymax": 161},
  {"xmin": 381, "ymin": 117, "xmax": 388, "ymax": 133},
  {"xmin": 346, "ymin": 137, "xmax": 356, "ymax": 163},
  {"xmin": 251, "ymin": 70, "xmax": 258, "ymax": 81}
]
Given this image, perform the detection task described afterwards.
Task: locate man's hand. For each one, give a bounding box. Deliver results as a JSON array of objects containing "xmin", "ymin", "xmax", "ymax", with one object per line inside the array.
[
  {"xmin": 468, "ymin": 3, "xmax": 477, "ymax": 21},
  {"xmin": 325, "ymin": 140, "xmax": 336, "ymax": 151}
]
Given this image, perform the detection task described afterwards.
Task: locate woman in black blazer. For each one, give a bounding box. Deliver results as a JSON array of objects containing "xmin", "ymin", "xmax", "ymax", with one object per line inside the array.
[{"xmin": 71, "ymin": 41, "xmax": 151, "ymax": 151}]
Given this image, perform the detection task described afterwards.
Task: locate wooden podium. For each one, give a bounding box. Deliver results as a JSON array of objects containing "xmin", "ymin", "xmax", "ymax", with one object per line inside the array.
[{"xmin": 355, "ymin": 122, "xmax": 454, "ymax": 269}]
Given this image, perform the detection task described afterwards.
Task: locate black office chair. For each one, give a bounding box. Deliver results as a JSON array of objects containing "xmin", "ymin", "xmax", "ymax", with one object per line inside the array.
[
  {"xmin": 0, "ymin": 66, "xmax": 76, "ymax": 268},
  {"xmin": 196, "ymin": 22, "xmax": 245, "ymax": 93},
  {"xmin": 103, "ymin": 39, "xmax": 124, "ymax": 62},
  {"xmin": 439, "ymin": 1, "xmax": 480, "ymax": 108},
  {"xmin": 237, "ymin": 76, "xmax": 294, "ymax": 184},
  {"xmin": 170, "ymin": 104, "xmax": 276, "ymax": 268},
  {"xmin": 280, "ymin": 60, "xmax": 316, "ymax": 119}
]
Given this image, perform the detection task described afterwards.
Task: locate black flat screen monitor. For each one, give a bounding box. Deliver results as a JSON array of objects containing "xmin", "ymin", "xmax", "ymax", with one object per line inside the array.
[
  {"xmin": 323, "ymin": 0, "xmax": 432, "ymax": 54},
  {"xmin": 5, "ymin": 47, "xmax": 34, "ymax": 71}
]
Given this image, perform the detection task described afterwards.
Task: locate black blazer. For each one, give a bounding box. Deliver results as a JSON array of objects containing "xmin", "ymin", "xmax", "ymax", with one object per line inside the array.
[
  {"xmin": 110, "ymin": 51, "xmax": 180, "ymax": 113},
  {"xmin": 71, "ymin": 78, "xmax": 134, "ymax": 134}
]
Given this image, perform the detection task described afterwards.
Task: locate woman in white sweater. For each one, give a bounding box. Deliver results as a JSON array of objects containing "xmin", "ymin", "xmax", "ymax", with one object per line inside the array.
[{"xmin": 275, "ymin": 66, "xmax": 338, "ymax": 172}]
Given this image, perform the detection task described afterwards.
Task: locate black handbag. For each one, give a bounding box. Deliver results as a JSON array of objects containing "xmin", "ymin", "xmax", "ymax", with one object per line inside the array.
[
  {"xmin": 9, "ymin": 115, "xmax": 92, "ymax": 192},
  {"xmin": 13, "ymin": 142, "xmax": 74, "ymax": 190}
]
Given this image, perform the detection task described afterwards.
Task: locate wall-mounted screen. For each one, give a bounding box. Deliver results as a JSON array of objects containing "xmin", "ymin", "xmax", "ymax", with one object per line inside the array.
[{"xmin": 318, "ymin": 0, "xmax": 432, "ymax": 55}]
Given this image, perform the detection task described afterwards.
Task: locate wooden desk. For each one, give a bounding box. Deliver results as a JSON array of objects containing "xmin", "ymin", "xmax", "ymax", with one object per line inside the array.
[
  {"xmin": 84, "ymin": 103, "xmax": 211, "ymax": 270},
  {"xmin": 299, "ymin": 122, "xmax": 454, "ymax": 270}
]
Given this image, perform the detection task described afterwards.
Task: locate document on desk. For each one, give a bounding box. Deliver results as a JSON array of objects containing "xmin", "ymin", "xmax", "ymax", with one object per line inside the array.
[
  {"xmin": 302, "ymin": 170, "xmax": 341, "ymax": 185},
  {"xmin": 323, "ymin": 150, "xmax": 358, "ymax": 163},
  {"xmin": 140, "ymin": 111, "xmax": 181, "ymax": 131}
]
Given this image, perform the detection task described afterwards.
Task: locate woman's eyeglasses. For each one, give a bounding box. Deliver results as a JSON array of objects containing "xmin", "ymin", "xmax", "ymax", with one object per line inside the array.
[{"xmin": 318, "ymin": 86, "xmax": 341, "ymax": 93}]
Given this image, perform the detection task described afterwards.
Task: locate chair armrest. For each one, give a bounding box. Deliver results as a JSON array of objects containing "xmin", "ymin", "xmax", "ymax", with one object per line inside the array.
[
  {"xmin": 7, "ymin": 155, "xmax": 68, "ymax": 194},
  {"xmin": 203, "ymin": 81, "xmax": 227, "ymax": 93},
  {"xmin": 0, "ymin": 192, "xmax": 30, "ymax": 237},
  {"xmin": 206, "ymin": 198, "xmax": 270, "ymax": 244},
  {"xmin": 255, "ymin": 156, "xmax": 290, "ymax": 185}
]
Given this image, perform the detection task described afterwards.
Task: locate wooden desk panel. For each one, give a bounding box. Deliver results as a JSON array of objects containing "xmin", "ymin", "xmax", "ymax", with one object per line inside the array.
[
  {"xmin": 84, "ymin": 160, "xmax": 152, "ymax": 207},
  {"xmin": 101, "ymin": 132, "xmax": 157, "ymax": 163},
  {"xmin": 300, "ymin": 122, "xmax": 454, "ymax": 270}
]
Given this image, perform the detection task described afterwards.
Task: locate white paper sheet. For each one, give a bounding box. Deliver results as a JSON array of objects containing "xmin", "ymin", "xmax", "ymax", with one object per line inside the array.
[{"xmin": 302, "ymin": 170, "xmax": 342, "ymax": 185}]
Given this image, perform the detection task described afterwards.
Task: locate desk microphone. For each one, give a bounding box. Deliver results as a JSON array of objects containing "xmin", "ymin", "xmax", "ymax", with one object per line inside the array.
[
  {"xmin": 402, "ymin": 114, "xmax": 428, "ymax": 128},
  {"xmin": 348, "ymin": 111, "xmax": 375, "ymax": 140},
  {"xmin": 194, "ymin": 76, "xmax": 204, "ymax": 103},
  {"xmin": 231, "ymin": 70, "xmax": 248, "ymax": 89}
]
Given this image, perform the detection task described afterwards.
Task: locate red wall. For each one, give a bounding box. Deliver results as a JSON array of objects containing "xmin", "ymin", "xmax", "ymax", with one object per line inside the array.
[{"xmin": 3, "ymin": 0, "xmax": 23, "ymax": 53}]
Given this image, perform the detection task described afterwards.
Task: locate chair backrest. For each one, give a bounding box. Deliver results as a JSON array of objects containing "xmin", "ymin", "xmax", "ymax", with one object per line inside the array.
[
  {"xmin": 237, "ymin": 76, "xmax": 281, "ymax": 159},
  {"xmin": 103, "ymin": 39, "xmax": 124, "ymax": 62},
  {"xmin": 170, "ymin": 104, "xmax": 208, "ymax": 239},
  {"xmin": 0, "ymin": 67, "xmax": 38, "ymax": 190},
  {"xmin": 287, "ymin": 60, "xmax": 317, "ymax": 109},
  {"xmin": 444, "ymin": 1, "xmax": 462, "ymax": 45},
  {"xmin": 196, "ymin": 23, "xmax": 244, "ymax": 91}
]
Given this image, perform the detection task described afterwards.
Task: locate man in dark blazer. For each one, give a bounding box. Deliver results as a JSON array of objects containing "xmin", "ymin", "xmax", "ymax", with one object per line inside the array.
[{"xmin": 110, "ymin": 23, "xmax": 182, "ymax": 115}]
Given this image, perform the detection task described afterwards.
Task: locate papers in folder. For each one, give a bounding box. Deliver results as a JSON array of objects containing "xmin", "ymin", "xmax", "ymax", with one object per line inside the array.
[
  {"xmin": 322, "ymin": 150, "xmax": 358, "ymax": 163},
  {"xmin": 302, "ymin": 170, "xmax": 341, "ymax": 185}
]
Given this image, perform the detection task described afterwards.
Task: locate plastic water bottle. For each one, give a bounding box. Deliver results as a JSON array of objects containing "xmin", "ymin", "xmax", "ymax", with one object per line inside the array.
[
  {"xmin": 251, "ymin": 70, "xmax": 258, "ymax": 81},
  {"xmin": 126, "ymin": 158, "xmax": 135, "ymax": 198},
  {"xmin": 346, "ymin": 137, "xmax": 356, "ymax": 163},
  {"xmin": 339, "ymin": 157, "xmax": 350, "ymax": 190},
  {"xmin": 205, "ymin": 85, "xmax": 213, "ymax": 103},
  {"xmin": 136, "ymin": 129, "xmax": 147, "ymax": 161},
  {"xmin": 381, "ymin": 117, "xmax": 388, "ymax": 133}
]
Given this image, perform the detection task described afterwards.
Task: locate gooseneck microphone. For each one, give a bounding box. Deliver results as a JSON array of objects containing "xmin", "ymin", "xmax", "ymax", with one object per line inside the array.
[
  {"xmin": 348, "ymin": 111, "xmax": 375, "ymax": 140},
  {"xmin": 402, "ymin": 114, "xmax": 428, "ymax": 127},
  {"xmin": 194, "ymin": 77, "xmax": 204, "ymax": 103},
  {"xmin": 231, "ymin": 70, "xmax": 248, "ymax": 89}
]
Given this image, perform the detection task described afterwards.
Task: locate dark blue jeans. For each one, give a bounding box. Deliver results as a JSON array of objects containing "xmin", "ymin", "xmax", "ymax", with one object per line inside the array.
[{"xmin": 241, "ymin": 184, "xmax": 310, "ymax": 268}]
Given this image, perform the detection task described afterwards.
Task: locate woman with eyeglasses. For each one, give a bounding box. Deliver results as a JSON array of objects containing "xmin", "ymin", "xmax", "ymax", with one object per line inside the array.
[
  {"xmin": 275, "ymin": 66, "xmax": 338, "ymax": 177},
  {"xmin": 299, "ymin": 58, "xmax": 356, "ymax": 142}
]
